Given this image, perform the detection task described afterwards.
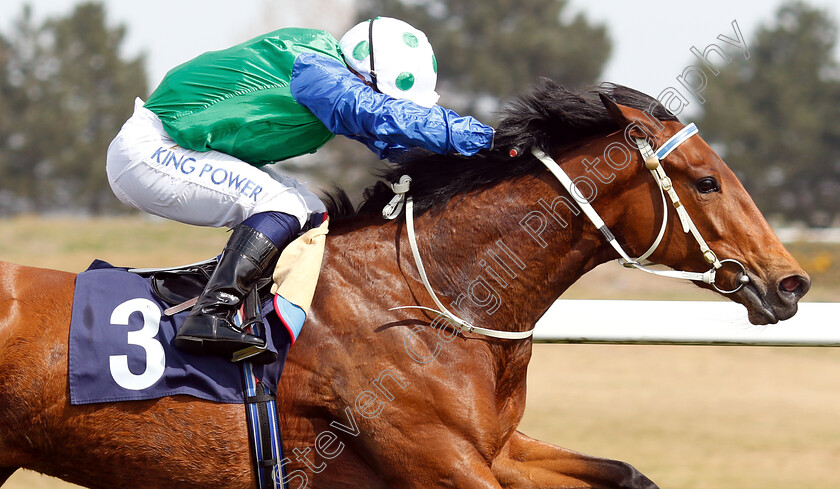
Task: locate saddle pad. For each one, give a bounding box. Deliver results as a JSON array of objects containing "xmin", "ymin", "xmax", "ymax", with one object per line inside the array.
[{"xmin": 69, "ymin": 261, "xmax": 290, "ymax": 405}]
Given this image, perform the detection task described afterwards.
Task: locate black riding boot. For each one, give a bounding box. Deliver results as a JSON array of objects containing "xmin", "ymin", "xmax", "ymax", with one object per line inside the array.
[{"xmin": 174, "ymin": 224, "xmax": 279, "ymax": 357}]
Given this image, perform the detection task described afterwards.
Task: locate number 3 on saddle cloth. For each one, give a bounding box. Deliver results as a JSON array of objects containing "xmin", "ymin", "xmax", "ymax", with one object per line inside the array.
[
  {"xmin": 68, "ymin": 220, "xmax": 328, "ymax": 405},
  {"xmin": 68, "ymin": 259, "xmax": 289, "ymax": 404}
]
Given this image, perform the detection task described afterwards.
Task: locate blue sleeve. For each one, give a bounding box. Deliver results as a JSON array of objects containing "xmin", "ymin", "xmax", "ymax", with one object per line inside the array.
[
  {"xmin": 290, "ymin": 53, "xmax": 494, "ymax": 159},
  {"xmin": 343, "ymin": 133, "xmax": 409, "ymax": 160}
]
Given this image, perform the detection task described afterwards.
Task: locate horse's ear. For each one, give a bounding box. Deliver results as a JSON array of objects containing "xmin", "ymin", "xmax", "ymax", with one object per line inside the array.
[
  {"xmin": 599, "ymin": 93, "xmax": 628, "ymax": 124},
  {"xmin": 598, "ymin": 93, "xmax": 665, "ymax": 138}
]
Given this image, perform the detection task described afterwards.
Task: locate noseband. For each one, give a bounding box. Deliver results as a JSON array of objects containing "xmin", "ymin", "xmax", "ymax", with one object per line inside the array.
[{"xmin": 531, "ymin": 122, "xmax": 750, "ymax": 295}]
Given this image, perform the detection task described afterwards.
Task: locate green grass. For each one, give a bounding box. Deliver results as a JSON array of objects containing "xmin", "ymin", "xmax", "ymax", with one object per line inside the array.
[{"xmin": 0, "ymin": 215, "xmax": 228, "ymax": 272}]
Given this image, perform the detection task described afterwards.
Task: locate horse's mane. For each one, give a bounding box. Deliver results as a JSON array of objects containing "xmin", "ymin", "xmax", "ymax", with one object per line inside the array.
[{"xmin": 324, "ymin": 80, "xmax": 679, "ymax": 221}]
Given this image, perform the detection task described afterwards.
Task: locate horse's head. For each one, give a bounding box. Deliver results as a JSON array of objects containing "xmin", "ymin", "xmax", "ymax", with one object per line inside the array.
[
  {"xmin": 331, "ymin": 80, "xmax": 809, "ymax": 327},
  {"xmin": 598, "ymin": 95, "xmax": 810, "ymax": 324}
]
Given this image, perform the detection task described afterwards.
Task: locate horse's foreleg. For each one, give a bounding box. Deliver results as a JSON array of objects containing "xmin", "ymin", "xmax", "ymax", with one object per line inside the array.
[
  {"xmin": 0, "ymin": 468, "xmax": 18, "ymax": 487},
  {"xmin": 491, "ymin": 431, "xmax": 658, "ymax": 489}
]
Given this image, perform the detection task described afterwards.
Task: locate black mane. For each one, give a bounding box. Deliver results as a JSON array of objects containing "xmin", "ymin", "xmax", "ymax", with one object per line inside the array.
[{"xmin": 325, "ymin": 80, "xmax": 678, "ymax": 221}]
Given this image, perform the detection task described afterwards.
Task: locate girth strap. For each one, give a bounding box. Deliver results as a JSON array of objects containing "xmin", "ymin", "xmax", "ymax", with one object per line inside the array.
[
  {"xmin": 236, "ymin": 300, "xmax": 286, "ymax": 489},
  {"xmin": 242, "ymin": 361, "xmax": 287, "ymax": 489}
]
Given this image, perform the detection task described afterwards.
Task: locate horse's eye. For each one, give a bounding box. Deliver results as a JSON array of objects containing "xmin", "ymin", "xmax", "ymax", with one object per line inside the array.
[{"xmin": 696, "ymin": 176, "xmax": 720, "ymax": 194}]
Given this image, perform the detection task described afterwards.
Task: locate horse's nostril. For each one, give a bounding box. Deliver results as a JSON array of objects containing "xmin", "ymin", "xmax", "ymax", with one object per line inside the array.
[{"xmin": 779, "ymin": 275, "xmax": 809, "ymax": 296}]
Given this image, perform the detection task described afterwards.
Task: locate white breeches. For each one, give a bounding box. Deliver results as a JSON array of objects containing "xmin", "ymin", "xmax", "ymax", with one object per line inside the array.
[{"xmin": 106, "ymin": 98, "xmax": 326, "ymax": 229}]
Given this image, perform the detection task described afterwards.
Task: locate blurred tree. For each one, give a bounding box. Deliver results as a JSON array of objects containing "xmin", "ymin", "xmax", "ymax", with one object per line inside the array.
[
  {"xmin": 356, "ymin": 0, "xmax": 612, "ymax": 119},
  {"xmin": 0, "ymin": 2, "xmax": 147, "ymax": 215},
  {"xmin": 0, "ymin": 6, "xmax": 46, "ymax": 213},
  {"xmin": 696, "ymin": 1, "xmax": 840, "ymax": 227}
]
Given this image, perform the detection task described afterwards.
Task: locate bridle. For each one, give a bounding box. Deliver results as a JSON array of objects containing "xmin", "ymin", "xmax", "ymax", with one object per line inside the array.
[
  {"xmin": 532, "ymin": 122, "xmax": 750, "ymax": 295},
  {"xmin": 382, "ymin": 122, "xmax": 750, "ymax": 340}
]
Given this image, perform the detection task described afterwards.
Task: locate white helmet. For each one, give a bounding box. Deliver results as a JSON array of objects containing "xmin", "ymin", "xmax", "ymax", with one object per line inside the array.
[{"xmin": 339, "ymin": 17, "xmax": 440, "ymax": 108}]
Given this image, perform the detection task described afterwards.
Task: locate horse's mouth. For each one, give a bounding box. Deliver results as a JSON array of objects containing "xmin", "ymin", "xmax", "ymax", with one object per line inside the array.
[
  {"xmin": 737, "ymin": 281, "xmax": 782, "ymax": 325},
  {"xmin": 734, "ymin": 272, "xmax": 805, "ymax": 325}
]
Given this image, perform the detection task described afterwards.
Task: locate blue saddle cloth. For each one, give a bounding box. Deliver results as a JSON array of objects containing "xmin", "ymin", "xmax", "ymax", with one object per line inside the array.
[{"xmin": 69, "ymin": 260, "xmax": 291, "ymax": 405}]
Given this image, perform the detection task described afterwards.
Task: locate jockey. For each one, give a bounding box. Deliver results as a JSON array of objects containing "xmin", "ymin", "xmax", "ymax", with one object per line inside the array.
[{"xmin": 106, "ymin": 17, "xmax": 494, "ymax": 358}]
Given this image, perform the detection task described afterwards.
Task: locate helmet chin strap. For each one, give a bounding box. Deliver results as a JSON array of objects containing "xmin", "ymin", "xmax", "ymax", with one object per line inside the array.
[
  {"xmin": 367, "ymin": 17, "xmax": 379, "ymax": 91},
  {"xmin": 531, "ymin": 122, "xmax": 750, "ymax": 295}
]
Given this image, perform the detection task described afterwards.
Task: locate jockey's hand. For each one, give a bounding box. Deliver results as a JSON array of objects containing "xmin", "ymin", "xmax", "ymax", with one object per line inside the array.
[
  {"xmin": 487, "ymin": 142, "xmax": 523, "ymax": 159},
  {"xmin": 484, "ymin": 131, "xmax": 526, "ymax": 159}
]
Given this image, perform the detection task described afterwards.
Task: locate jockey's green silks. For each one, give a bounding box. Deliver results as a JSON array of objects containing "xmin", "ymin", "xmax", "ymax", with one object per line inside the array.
[{"xmin": 144, "ymin": 28, "xmax": 344, "ymax": 166}]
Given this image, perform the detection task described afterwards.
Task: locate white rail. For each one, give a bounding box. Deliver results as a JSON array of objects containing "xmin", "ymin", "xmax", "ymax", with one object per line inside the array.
[{"xmin": 534, "ymin": 301, "xmax": 840, "ymax": 346}]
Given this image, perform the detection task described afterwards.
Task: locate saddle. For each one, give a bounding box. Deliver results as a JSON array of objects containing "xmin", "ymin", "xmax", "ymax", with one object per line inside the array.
[
  {"xmin": 127, "ymin": 219, "xmax": 329, "ymax": 365},
  {"xmin": 72, "ymin": 221, "xmax": 328, "ymax": 489},
  {"xmin": 129, "ymin": 258, "xmax": 278, "ymax": 364}
]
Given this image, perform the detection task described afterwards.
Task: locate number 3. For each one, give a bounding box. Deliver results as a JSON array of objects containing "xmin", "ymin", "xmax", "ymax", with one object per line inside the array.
[{"xmin": 109, "ymin": 298, "xmax": 166, "ymax": 390}]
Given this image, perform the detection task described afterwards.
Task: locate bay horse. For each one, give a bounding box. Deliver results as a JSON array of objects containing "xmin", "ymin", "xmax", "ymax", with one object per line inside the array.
[{"xmin": 0, "ymin": 81, "xmax": 809, "ymax": 488}]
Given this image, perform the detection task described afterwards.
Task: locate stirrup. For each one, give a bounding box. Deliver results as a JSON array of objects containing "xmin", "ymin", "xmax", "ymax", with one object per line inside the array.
[
  {"xmin": 232, "ymin": 344, "xmax": 278, "ymax": 364},
  {"xmin": 232, "ymin": 315, "xmax": 278, "ymax": 364}
]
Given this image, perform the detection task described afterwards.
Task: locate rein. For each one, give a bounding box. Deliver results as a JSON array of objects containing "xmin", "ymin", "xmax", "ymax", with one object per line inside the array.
[{"xmin": 381, "ymin": 122, "xmax": 749, "ymax": 341}]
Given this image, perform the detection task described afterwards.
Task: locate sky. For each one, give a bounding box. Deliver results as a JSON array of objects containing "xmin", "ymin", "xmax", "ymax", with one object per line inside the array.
[{"xmin": 1, "ymin": 0, "xmax": 839, "ymax": 118}]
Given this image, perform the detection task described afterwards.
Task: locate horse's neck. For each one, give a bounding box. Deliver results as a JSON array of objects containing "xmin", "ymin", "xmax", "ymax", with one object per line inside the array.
[
  {"xmin": 309, "ymin": 149, "xmax": 638, "ymax": 428},
  {"xmin": 322, "ymin": 151, "xmax": 634, "ymax": 335},
  {"xmin": 322, "ymin": 134, "xmax": 647, "ymax": 337},
  {"xmin": 409, "ymin": 174, "xmax": 618, "ymax": 334}
]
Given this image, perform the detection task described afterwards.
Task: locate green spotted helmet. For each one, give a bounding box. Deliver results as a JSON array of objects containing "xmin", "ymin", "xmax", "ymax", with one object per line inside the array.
[{"xmin": 340, "ymin": 17, "xmax": 440, "ymax": 108}]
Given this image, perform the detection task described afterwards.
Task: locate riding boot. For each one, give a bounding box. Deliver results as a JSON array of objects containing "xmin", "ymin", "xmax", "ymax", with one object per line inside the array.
[{"xmin": 173, "ymin": 224, "xmax": 279, "ymax": 357}]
